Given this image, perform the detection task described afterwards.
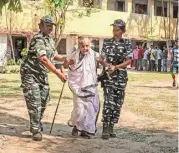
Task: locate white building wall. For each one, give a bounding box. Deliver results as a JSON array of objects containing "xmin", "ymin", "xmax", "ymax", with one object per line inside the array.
[
  {"xmin": 66, "ymin": 36, "xmax": 73, "ymax": 55},
  {"xmin": 99, "ymin": 38, "xmax": 104, "ymax": 54},
  {"xmin": 0, "ymin": 35, "xmax": 8, "ymax": 66}
]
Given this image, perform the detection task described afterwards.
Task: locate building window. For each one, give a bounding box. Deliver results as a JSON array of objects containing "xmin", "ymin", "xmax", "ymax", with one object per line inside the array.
[
  {"xmin": 173, "ymin": 2, "xmax": 178, "ymax": 18},
  {"xmin": 107, "ymin": 0, "xmax": 126, "ymax": 12},
  {"xmin": 116, "ymin": 0, "xmax": 125, "ymax": 12},
  {"xmin": 80, "ymin": 0, "xmax": 101, "ymax": 8},
  {"xmin": 82, "ymin": 0, "xmax": 94, "ymax": 7},
  {"xmin": 132, "ymin": 0, "xmax": 148, "ymax": 15},
  {"xmin": 154, "ymin": 0, "xmax": 168, "ymax": 17}
]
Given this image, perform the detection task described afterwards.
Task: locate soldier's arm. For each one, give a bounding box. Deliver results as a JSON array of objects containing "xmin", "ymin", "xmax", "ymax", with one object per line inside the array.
[
  {"xmin": 40, "ymin": 55, "xmax": 67, "ymax": 81},
  {"xmin": 115, "ymin": 57, "xmax": 131, "ymax": 69},
  {"xmin": 100, "ymin": 39, "xmax": 107, "ymax": 58},
  {"xmin": 54, "ymin": 55, "xmax": 66, "ymax": 62},
  {"xmin": 34, "ymin": 38, "xmax": 66, "ymax": 81}
]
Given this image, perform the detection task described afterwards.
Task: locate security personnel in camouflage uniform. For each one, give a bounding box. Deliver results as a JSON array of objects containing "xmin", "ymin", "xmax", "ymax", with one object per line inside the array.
[
  {"xmin": 20, "ymin": 16, "xmax": 68, "ymax": 141},
  {"xmin": 101, "ymin": 19, "xmax": 132, "ymax": 139}
]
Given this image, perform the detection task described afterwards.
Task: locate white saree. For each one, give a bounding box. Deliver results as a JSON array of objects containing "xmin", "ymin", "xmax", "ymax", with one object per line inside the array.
[{"xmin": 68, "ymin": 49, "xmax": 99, "ymax": 134}]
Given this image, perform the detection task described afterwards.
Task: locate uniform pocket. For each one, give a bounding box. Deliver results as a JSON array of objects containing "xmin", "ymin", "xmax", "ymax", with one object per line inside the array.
[
  {"xmin": 30, "ymin": 83, "xmax": 41, "ymax": 105},
  {"xmin": 41, "ymin": 85, "xmax": 50, "ymax": 103}
]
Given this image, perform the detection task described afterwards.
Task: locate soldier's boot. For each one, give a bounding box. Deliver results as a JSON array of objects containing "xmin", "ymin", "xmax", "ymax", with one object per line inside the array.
[
  {"xmin": 109, "ymin": 123, "xmax": 116, "ymax": 138},
  {"xmin": 102, "ymin": 123, "xmax": 109, "ymax": 140},
  {"xmin": 31, "ymin": 128, "xmax": 42, "ymax": 141},
  {"xmin": 32, "ymin": 132, "xmax": 42, "ymax": 141},
  {"xmin": 40, "ymin": 122, "xmax": 43, "ymax": 132}
]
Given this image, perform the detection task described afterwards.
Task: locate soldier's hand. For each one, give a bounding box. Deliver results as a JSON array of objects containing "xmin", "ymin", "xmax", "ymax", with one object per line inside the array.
[
  {"xmin": 56, "ymin": 70, "xmax": 67, "ymax": 82},
  {"xmin": 108, "ymin": 65, "xmax": 116, "ymax": 73}
]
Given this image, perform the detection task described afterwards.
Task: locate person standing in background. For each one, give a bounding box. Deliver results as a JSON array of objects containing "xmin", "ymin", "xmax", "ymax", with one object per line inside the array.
[
  {"xmin": 162, "ymin": 45, "xmax": 168, "ymax": 72},
  {"xmin": 143, "ymin": 47, "xmax": 149, "ymax": 71},
  {"xmin": 138, "ymin": 45, "xmax": 144, "ymax": 71},
  {"xmin": 133, "ymin": 46, "xmax": 139, "ymax": 70},
  {"xmin": 170, "ymin": 39, "xmax": 179, "ymax": 87},
  {"xmin": 156, "ymin": 45, "xmax": 163, "ymax": 72},
  {"xmin": 150, "ymin": 45, "xmax": 156, "ymax": 71},
  {"xmin": 168, "ymin": 46, "xmax": 173, "ymax": 71}
]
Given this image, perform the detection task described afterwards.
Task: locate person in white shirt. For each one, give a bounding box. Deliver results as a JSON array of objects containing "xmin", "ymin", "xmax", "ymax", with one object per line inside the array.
[{"xmin": 143, "ymin": 48, "xmax": 149, "ymax": 71}]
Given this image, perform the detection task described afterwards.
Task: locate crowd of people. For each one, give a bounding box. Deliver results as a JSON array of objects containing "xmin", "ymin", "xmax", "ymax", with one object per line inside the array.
[{"xmin": 130, "ymin": 44, "xmax": 174, "ymax": 72}]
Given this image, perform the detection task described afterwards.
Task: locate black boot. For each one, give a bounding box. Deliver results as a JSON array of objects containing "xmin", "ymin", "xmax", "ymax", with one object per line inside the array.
[
  {"xmin": 40, "ymin": 122, "xmax": 43, "ymax": 132},
  {"xmin": 31, "ymin": 128, "xmax": 42, "ymax": 141},
  {"xmin": 32, "ymin": 132, "xmax": 42, "ymax": 141},
  {"xmin": 102, "ymin": 123, "xmax": 109, "ymax": 140},
  {"xmin": 109, "ymin": 123, "xmax": 116, "ymax": 138}
]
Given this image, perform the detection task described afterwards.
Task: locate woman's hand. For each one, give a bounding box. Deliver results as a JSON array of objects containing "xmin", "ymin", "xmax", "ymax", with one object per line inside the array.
[{"xmin": 63, "ymin": 59, "xmax": 75, "ymax": 68}]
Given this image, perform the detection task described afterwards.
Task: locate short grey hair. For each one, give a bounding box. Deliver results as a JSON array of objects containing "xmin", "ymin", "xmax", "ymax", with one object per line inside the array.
[{"xmin": 78, "ymin": 37, "xmax": 90, "ymax": 45}]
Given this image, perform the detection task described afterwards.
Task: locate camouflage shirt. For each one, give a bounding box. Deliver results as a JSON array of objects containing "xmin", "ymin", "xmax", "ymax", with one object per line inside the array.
[
  {"xmin": 21, "ymin": 32, "xmax": 58, "ymax": 74},
  {"xmin": 101, "ymin": 38, "xmax": 132, "ymax": 83}
]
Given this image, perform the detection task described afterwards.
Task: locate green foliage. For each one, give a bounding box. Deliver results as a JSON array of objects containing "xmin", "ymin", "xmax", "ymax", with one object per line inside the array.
[
  {"xmin": 7, "ymin": 59, "xmax": 16, "ymax": 65},
  {"xmin": 0, "ymin": 0, "xmax": 22, "ymax": 15},
  {"xmin": 21, "ymin": 48, "xmax": 28, "ymax": 58},
  {"xmin": 16, "ymin": 59, "xmax": 22, "ymax": 65},
  {"xmin": 3, "ymin": 65, "xmax": 20, "ymax": 73},
  {"xmin": 39, "ymin": 0, "xmax": 96, "ymax": 45}
]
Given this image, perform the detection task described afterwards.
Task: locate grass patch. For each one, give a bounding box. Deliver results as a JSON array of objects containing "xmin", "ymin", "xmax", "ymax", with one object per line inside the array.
[{"xmin": 0, "ymin": 72, "xmax": 177, "ymax": 123}]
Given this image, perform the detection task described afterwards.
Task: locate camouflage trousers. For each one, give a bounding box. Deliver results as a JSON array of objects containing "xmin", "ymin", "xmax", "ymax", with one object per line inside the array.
[
  {"xmin": 20, "ymin": 68, "xmax": 50, "ymax": 134},
  {"xmin": 102, "ymin": 80, "xmax": 126, "ymax": 124}
]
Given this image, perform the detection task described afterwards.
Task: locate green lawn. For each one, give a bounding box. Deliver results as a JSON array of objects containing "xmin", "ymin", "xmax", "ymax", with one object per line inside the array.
[{"xmin": 0, "ymin": 72, "xmax": 177, "ymax": 126}]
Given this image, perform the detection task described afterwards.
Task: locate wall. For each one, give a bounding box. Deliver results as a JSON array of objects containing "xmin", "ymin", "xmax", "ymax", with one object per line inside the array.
[
  {"xmin": 64, "ymin": 0, "xmax": 177, "ymax": 41},
  {"xmin": 0, "ymin": 0, "xmax": 177, "ymax": 41},
  {"xmin": 0, "ymin": 35, "xmax": 8, "ymax": 66}
]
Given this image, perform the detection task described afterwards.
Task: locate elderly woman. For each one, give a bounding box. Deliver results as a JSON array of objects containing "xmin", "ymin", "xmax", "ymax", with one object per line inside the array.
[{"xmin": 64, "ymin": 37, "xmax": 103, "ymax": 139}]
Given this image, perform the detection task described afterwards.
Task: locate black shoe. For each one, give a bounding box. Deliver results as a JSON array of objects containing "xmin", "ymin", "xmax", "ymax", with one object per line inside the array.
[
  {"xmin": 32, "ymin": 132, "xmax": 42, "ymax": 141},
  {"xmin": 102, "ymin": 123, "xmax": 109, "ymax": 140},
  {"xmin": 173, "ymin": 81, "xmax": 176, "ymax": 87},
  {"xmin": 109, "ymin": 123, "xmax": 116, "ymax": 138},
  {"xmin": 80, "ymin": 131, "xmax": 91, "ymax": 139},
  {"xmin": 72, "ymin": 126, "xmax": 78, "ymax": 136}
]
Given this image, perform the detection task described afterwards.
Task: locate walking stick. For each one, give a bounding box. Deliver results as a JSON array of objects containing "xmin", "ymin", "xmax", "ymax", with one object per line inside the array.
[{"xmin": 49, "ymin": 81, "xmax": 66, "ymax": 134}]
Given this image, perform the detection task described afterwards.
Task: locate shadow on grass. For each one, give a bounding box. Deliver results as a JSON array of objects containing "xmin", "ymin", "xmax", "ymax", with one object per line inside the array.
[
  {"xmin": 0, "ymin": 79, "xmax": 20, "ymax": 84},
  {"xmin": 0, "ymin": 106, "xmax": 177, "ymax": 153},
  {"xmin": 0, "ymin": 84, "xmax": 22, "ymax": 98},
  {"xmin": 133, "ymin": 85, "xmax": 176, "ymax": 89}
]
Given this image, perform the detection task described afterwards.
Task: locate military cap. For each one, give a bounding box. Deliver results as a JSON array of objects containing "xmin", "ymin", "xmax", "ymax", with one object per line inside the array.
[
  {"xmin": 110, "ymin": 19, "xmax": 126, "ymax": 31},
  {"xmin": 40, "ymin": 15, "xmax": 56, "ymax": 25}
]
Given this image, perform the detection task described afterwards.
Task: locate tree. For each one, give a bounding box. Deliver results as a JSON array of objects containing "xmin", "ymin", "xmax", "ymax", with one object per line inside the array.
[
  {"xmin": 40, "ymin": 0, "xmax": 97, "ymax": 47},
  {"xmin": 0, "ymin": 0, "xmax": 22, "ymax": 62},
  {"xmin": 0, "ymin": 0, "xmax": 22, "ymax": 15}
]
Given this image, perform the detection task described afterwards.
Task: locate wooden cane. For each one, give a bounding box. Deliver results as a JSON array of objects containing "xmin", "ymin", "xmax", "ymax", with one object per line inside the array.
[{"xmin": 49, "ymin": 81, "xmax": 66, "ymax": 134}]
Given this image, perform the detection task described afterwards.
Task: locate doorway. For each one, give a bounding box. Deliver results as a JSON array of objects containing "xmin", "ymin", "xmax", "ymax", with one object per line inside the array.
[{"xmin": 12, "ymin": 36, "xmax": 27, "ymax": 61}]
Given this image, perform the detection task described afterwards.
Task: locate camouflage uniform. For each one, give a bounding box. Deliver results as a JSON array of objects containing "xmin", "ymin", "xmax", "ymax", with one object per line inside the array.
[
  {"xmin": 20, "ymin": 24, "xmax": 57, "ymax": 134},
  {"xmin": 101, "ymin": 38, "xmax": 132, "ymax": 125}
]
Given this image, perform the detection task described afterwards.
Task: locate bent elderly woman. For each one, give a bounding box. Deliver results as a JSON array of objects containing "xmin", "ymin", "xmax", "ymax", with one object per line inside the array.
[{"xmin": 64, "ymin": 37, "xmax": 102, "ymax": 139}]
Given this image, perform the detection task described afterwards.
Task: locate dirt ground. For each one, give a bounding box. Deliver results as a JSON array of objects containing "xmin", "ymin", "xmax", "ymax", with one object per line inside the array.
[{"xmin": 0, "ymin": 71, "xmax": 178, "ymax": 153}]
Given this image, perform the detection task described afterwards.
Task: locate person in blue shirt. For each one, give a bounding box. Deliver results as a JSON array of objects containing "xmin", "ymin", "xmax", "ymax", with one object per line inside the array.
[{"xmin": 171, "ymin": 39, "xmax": 179, "ymax": 87}]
